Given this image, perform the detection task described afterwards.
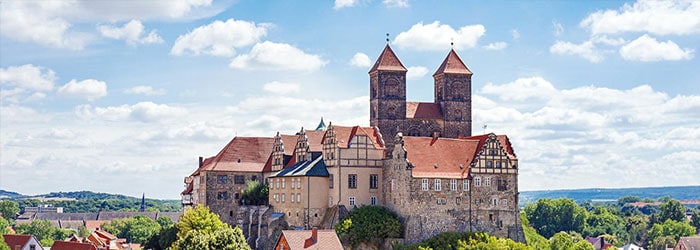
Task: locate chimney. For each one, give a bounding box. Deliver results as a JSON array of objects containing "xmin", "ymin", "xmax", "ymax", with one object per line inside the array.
[
  {"xmin": 198, "ymin": 156, "xmax": 203, "ymax": 167},
  {"xmin": 312, "ymin": 227, "xmax": 318, "ymax": 243},
  {"xmin": 430, "ymin": 132, "xmax": 439, "ymax": 145}
]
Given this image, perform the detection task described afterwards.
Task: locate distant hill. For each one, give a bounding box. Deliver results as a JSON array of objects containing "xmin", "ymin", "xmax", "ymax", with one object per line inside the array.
[
  {"xmin": 520, "ymin": 185, "xmax": 700, "ymax": 205},
  {"xmin": 0, "ymin": 189, "xmax": 22, "ymax": 199},
  {"xmin": 0, "ymin": 190, "xmax": 181, "ymax": 213}
]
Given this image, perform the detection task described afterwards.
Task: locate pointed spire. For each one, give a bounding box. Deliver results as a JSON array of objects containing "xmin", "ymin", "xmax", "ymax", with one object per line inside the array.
[
  {"xmin": 315, "ymin": 117, "xmax": 327, "ymax": 131},
  {"xmin": 433, "ymin": 49, "xmax": 472, "ymax": 76},
  {"xmin": 369, "ymin": 44, "xmax": 407, "ymax": 73},
  {"xmin": 140, "ymin": 193, "xmax": 146, "ymax": 212}
]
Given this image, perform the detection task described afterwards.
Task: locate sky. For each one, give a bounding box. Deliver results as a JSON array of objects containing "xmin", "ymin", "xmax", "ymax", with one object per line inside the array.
[{"xmin": 1, "ymin": 0, "xmax": 699, "ymax": 200}]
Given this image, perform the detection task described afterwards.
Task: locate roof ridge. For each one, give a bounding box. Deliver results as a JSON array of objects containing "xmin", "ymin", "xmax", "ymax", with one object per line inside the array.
[
  {"xmin": 369, "ymin": 44, "xmax": 407, "ymax": 72},
  {"xmin": 433, "ymin": 49, "xmax": 472, "ymax": 76}
]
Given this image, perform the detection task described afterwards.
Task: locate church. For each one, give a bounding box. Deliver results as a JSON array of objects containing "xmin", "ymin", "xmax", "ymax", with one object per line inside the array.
[{"xmin": 181, "ymin": 44, "xmax": 524, "ymax": 246}]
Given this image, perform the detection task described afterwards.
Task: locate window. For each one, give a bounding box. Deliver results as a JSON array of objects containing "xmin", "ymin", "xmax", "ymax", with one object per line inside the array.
[
  {"xmin": 486, "ymin": 161, "xmax": 493, "ymax": 168},
  {"xmin": 370, "ymin": 174, "xmax": 378, "ymax": 189},
  {"xmin": 329, "ymin": 196, "xmax": 334, "ymax": 207},
  {"xmin": 276, "ymin": 179, "xmax": 280, "ymax": 189},
  {"xmin": 217, "ymin": 191, "xmax": 229, "ymax": 200},
  {"xmin": 371, "ymin": 196, "xmax": 377, "ymax": 205},
  {"xmin": 348, "ymin": 174, "xmax": 357, "ymax": 189},
  {"xmin": 474, "ymin": 177, "xmax": 481, "ymax": 186},
  {"xmin": 502, "ymin": 199, "xmax": 508, "ymax": 208},
  {"xmin": 234, "ymin": 193, "xmax": 240, "ymax": 200},
  {"xmin": 497, "ymin": 178, "xmax": 508, "ymax": 191},
  {"xmin": 436, "ymin": 198, "xmax": 447, "ymax": 205},
  {"xmin": 456, "ymin": 197, "xmax": 461, "ymax": 205},
  {"xmin": 463, "ymin": 180, "xmax": 470, "ymax": 191},
  {"xmin": 492, "ymin": 198, "xmax": 498, "ymax": 206},
  {"xmin": 30, "ymin": 245, "xmax": 36, "ymax": 250},
  {"xmin": 290, "ymin": 193, "xmax": 295, "ymax": 203},
  {"xmin": 297, "ymin": 178, "xmax": 301, "ymax": 188},
  {"xmin": 281, "ymin": 194, "xmax": 285, "ymax": 203},
  {"xmin": 282, "ymin": 179, "xmax": 286, "ymax": 189},
  {"xmin": 349, "ymin": 197, "xmax": 356, "ymax": 206},
  {"xmin": 217, "ymin": 175, "xmax": 227, "ymax": 184},
  {"xmin": 274, "ymin": 194, "xmax": 279, "ymax": 202},
  {"xmin": 434, "ymin": 179, "xmax": 442, "ymax": 191},
  {"xmin": 329, "ymin": 174, "xmax": 334, "ymax": 188},
  {"xmin": 421, "ymin": 179, "xmax": 429, "ymax": 191},
  {"xmin": 297, "ymin": 193, "xmax": 301, "ymax": 203},
  {"xmin": 450, "ymin": 179, "xmax": 457, "ymax": 191},
  {"xmin": 496, "ymin": 161, "xmax": 502, "ymax": 168},
  {"xmin": 485, "ymin": 177, "xmax": 492, "ymax": 186},
  {"xmin": 291, "ymin": 179, "xmax": 296, "ymax": 189},
  {"xmin": 391, "ymin": 179, "xmax": 395, "ymax": 192},
  {"xmin": 251, "ymin": 175, "xmax": 257, "ymax": 181},
  {"xmin": 234, "ymin": 175, "xmax": 245, "ymax": 184}
]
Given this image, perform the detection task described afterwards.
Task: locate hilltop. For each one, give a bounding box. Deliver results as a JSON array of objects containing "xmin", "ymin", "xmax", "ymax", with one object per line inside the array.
[{"xmin": 520, "ymin": 185, "xmax": 700, "ymax": 204}]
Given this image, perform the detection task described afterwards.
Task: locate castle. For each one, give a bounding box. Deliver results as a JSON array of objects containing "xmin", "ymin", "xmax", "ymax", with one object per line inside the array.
[{"xmin": 181, "ymin": 44, "xmax": 524, "ymax": 246}]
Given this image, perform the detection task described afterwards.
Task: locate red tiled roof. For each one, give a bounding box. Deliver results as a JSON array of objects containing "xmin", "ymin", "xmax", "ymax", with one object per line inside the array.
[
  {"xmin": 200, "ymin": 136, "xmax": 275, "ymax": 173},
  {"xmin": 403, "ymin": 136, "xmax": 478, "ymax": 178},
  {"xmin": 369, "ymin": 44, "xmax": 407, "ymax": 72},
  {"xmin": 84, "ymin": 220, "xmax": 108, "ymax": 231},
  {"xmin": 461, "ymin": 134, "xmax": 517, "ymax": 159},
  {"xmin": 181, "ymin": 181, "xmax": 193, "ymax": 195},
  {"xmin": 324, "ymin": 125, "xmax": 384, "ymax": 149},
  {"xmin": 406, "ymin": 102, "xmax": 443, "ymax": 119},
  {"xmin": 51, "ymin": 240, "xmax": 98, "ymax": 250},
  {"xmin": 2, "ymin": 234, "xmax": 33, "ymax": 249},
  {"xmin": 679, "ymin": 236, "xmax": 700, "ymax": 249},
  {"xmin": 189, "ymin": 156, "xmax": 215, "ymax": 176},
  {"xmin": 305, "ymin": 130, "xmax": 325, "ymax": 152},
  {"xmin": 280, "ymin": 134, "xmax": 299, "ymax": 155},
  {"xmin": 433, "ymin": 49, "xmax": 472, "ymax": 75},
  {"xmin": 278, "ymin": 229, "xmax": 343, "ymax": 250}
]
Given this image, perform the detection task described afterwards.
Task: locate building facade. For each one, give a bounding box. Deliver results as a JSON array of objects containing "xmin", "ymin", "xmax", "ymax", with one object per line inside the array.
[{"xmin": 181, "ymin": 44, "xmax": 524, "ymax": 244}]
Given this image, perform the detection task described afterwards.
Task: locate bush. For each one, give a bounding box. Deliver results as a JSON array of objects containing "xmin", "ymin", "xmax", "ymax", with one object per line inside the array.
[{"xmin": 335, "ymin": 205, "xmax": 402, "ymax": 247}]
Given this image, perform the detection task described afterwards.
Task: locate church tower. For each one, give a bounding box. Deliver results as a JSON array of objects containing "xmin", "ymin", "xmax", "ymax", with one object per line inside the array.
[
  {"xmin": 369, "ymin": 44, "xmax": 407, "ymax": 144},
  {"xmin": 433, "ymin": 49, "xmax": 472, "ymax": 137}
]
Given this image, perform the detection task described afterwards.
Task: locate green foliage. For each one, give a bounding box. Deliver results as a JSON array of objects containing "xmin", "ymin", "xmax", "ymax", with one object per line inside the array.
[
  {"xmin": 691, "ymin": 209, "xmax": 700, "ymax": 234},
  {"xmin": 0, "ymin": 239, "xmax": 9, "ymax": 250},
  {"xmin": 617, "ymin": 196, "xmax": 641, "ymax": 206},
  {"xmin": 548, "ymin": 232, "xmax": 574, "ymax": 250},
  {"xmin": 647, "ymin": 219, "xmax": 695, "ymax": 248},
  {"xmin": 171, "ymin": 205, "xmax": 250, "ymax": 250},
  {"xmin": 396, "ymin": 231, "xmax": 531, "ymax": 250},
  {"xmin": 0, "ymin": 200, "xmax": 19, "ymax": 220},
  {"xmin": 524, "ymin": 198, "xmax": 587, "ymax": 238},
  {"xmin": 648, "ymin": 235, "xmax": 676, "ymax": 250},
  {"xmin": 583, "ymin": 207, "xmax": 624, "ymax": 237},
  {"xmin": 13, "ymin": 194, "xmax": 181, "ymax": 213},
  {"xmin": 77, "ymin": 225, "xmax": 90, "ymax": 237},
  {"xmin": 14, "ymin": 219, "xmax": 71, "ymax": 246},
  {"xmin": 144, "ymin": 222, "xmax": 178, "ymax": 250},
  {"xmin": 240, "ymin": 180, "xmax": 268, "ymax": 205},
  {"xmin": 521, "ymin": 212, "xmax": 549, "ymax": 249},
  {"xmin": 334, "ymin": 205, "xmax": 402, "ymax": 247},
  {"xmin": 659, "ymin": 200, "xmax": 686, "ymax": 222},
  {"xmin": 0, "ymin": 217, "xmax": 11, "ymax": 235},
  {"xmin": 570, "ymin": 240, "xmax": 595, "ymax": 250},
  {"xmin": 102, "ymin": 215, "xmax": 162, "ymax": 245},
  {"xmin": 623, "ymin": 215, "xmax": 649, "ymax": 246}
]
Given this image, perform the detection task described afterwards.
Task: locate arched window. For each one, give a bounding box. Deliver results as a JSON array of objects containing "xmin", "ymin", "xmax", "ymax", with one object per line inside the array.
[{"xmin": 455, "ymin": 109, "xmax": 462, "ymax": 121}]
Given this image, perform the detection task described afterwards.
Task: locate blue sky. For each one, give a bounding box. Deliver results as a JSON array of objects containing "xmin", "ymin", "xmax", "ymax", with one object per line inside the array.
[{"xmin": 1, "ymin": 0, "xmax": 699, "ymax": 199}]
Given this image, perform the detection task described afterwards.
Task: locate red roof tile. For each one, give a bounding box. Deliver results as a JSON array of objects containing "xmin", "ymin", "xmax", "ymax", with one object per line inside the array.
[
  {"xmin": 433, "ymin": 49, "xmax": 472, "ymax": 75},
  {"xmin": 369, "ymin": 44, "xmax": 407, "ymax": 72},
  {"xmin": 181, "ymin": 181, "xmax": 193, "ymax": 195},
  {"xmin": 84, "ymin": 220, "xmax": 108, "ymax": 231},
  {"xmin": 51, "ymin": 240, "xmax": 98, "ymax": 250},
  {"xmin": 201, "ymin": 136, "xmax": 275, "ymax": 173},
  {"xmin": 324, "ymin": 125, "xmax": 384, "ymax": 149},
  {"xmin": 305, "ymin": 130, "xmax": 325, "ymax": 152},
  {"xmin": 280, "ymin": 134, "xmax": 299, "ymax": 155},
  {"xmin": 403, "ymin": 136, "xmax": 478, "ymax": 178},
  {"xmin": 277, "ymin": 229, "xmax": 343, "ymax": 250},
  {"xmin": 406, "ymin": 102, "xmax": 443, "ymax": 119},
  {"xmin": 461, "ymin": 134, "xmax": 517, "ymax": 159},
  {"xmin": 2, "ymin": 234, "xmax": 35, "ymax": 249}
]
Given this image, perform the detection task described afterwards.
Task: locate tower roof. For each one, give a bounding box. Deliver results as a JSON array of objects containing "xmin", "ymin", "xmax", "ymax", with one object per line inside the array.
[
  {"xmin": 369, "ymin": 44, "xmax": 407, "ymax": 73},
  {"xmin": 433, "ymin": 49, "xmax": 472, "ymax": 76}
]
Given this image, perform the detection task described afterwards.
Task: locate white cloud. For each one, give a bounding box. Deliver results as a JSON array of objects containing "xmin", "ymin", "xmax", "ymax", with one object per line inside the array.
[
  {"xmin": 76, "ymin": 102, "xmax": 186, "ymax": 122},
  {"xmin": 171, "ymin": 18, "xmax": 270, "ymax": 57},
  {"xmin": 581, "ymin": 1, "xmax": 700, "ymax": 36},
  {"xmin": 334, "ymin": 0, "xmax": 359, "ymax": 9},
  {"xmin": 383, "ymin": 0, "xmax": 409, "ymax": 8},
  {"xmin": 123, "ymin": 85, "xmax": 166, "ymax": 96},
  {"xmin": 229, "ymin": 41, "xmax": 327, "ymax": 71},
  {"xmin": 483, "ymin": 42, "xmax": 508, "ymax": 51},
  {"xmin": 591, "ymin": 35, "xmax": 626, "ymax": 46},
  {"xmin": 550, "ymin": 40, "xmax": 604, "ymax": 63},
  {"xmin": 619, "ymin": 34, "xmax": 694, "ymax": 62},
  {"xmin": 58, "ymin": 79, "xmax": 108, "ymax": 101},
  {"xmin": 511, "ymin": 29, "xmax": 520, "ymax": 41},
  {"xmin": 406, "ymin": 66, "xmax": 428, "ymax": 80},
  {"xmin": 0, "ymin": 64, "xmax": 56, "ymax": 92},
  {"xmin": 553, "ymin": 20, "xmax": 564, "ymax": 36},
  {"xmin": 481, "ymin": 77, "xmax": 557, "ymax": 101},
  {"xmin": 263, "ymin": 81, "xmax": 301, "ymax": 94},
  {"xmin": 349, "ymin": 53, "xmax": 372, "ymax": 67},
  {"xmin": 393, "ymin": 21, "xmax": 486, "ymax": 51},
  {"xmin": 98, "ymin": 20, "xmax": 163, "ymax": 45},
  {"xmin": 0, "ymin": 0, "xmax": 217, "ymax": 50}
]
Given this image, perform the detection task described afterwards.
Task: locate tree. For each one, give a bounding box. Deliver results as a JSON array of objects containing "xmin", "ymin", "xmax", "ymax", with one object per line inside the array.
[
  {"xmin": 102, "ymin": 215, "xmax": 162, "ymax": 245},
  {"xmin": 521, "ymin": 212, "xmax": 550, "ymax": 249},
  {"xmin": 691, "ymin": 209, "xmax": 700, "ymax": 234},
  {"xmin": 659, "ymin": 200, "xmax": 686, "ymax": 222},
  {"xmin": 571, "ymin": 240, "xmax": 595, "ymax": 250},
  {"xmin": 647, "ymin": 219, "xmax": 695, "ymax": 248},
  {"xmin": 649, "ymin": 235, "xmax": 676, "ymax": 250},
  {"xmin": 524, "ymin": 198, "xmax": 587, "ymax": 238},
  {"xmin": 548, "ymin": 232, "xmax": 574, "ymax": 250},
  {"xmin": 0, "ymin": 201, "xmax": 19, "ymax": 221},
  {"xmin": 583, "ymin": 207, "xmax": 624, "ymax": 237},
  {"xmin": 617, "ymin": 196, "xmax": 641, "ymax": 206},
  {"xmin": 623, "ymin": 215, "xmax": 649, "ymax": 246},
  {"xmin": 335, "ymin": 205, "xmax": 402, "ymax": 247},
  {"xmin": 395, "ymin": 232, "xmax": 530, "ymax": 250},
  {"xmin": 0, "ymin": 217, "xmax": 11, "ymax": 235},
  {"xmin": 14, "ymin": 219, "xmax": 71, "ymax": 246},
  {"xmin": 0, "ymin": 239, "xmax": 9, "ymax": 250},
  {"xmin": 171, "ymin": 205, "xmax": 250, "ymax": 250},
  {"xmin": 240, "ymin": 180, "xmax": 268, "ymax": 205}
]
